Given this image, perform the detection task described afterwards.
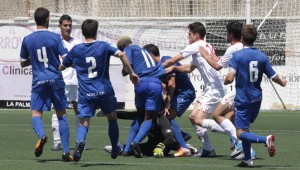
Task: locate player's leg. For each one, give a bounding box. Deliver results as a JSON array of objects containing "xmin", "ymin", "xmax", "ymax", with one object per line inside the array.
[
  {"xmin": 170, "ymin": 93, "xmax": 194, "ymax": 157},
  {"xmin": 190, "ymin": 102, "xmax": 216, "ymax": 157},
  {"xmin": 52, "ymin": 88, "xmax": 72, "ymax": 161},
  {"xmin": 99, "ymin": 96, "xmax": 120, "ymax": 159},
  {"xmin": 154, "ymin": 113, "xmax": 175, "ymax": 158},
  {"xmin": 51, "ymin": 113, "xmax": 61, "ymax": 151},
  {"xmin": 131, "ymin": 79, "xmax": 163, "ymax": 157},
  {"xmin": 31, "ymin": 91, "xmax": 51, "ymax": 157}
]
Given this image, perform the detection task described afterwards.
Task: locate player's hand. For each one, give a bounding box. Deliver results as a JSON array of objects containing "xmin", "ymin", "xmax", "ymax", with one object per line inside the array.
[
  {"xmin": 281, "ymin": 78, "xmax": 287, "ymax": 87},
  {"xmin": 153, "ymin": 143, "xmax": 165, "ymax": 158},
  {"xmin": 165, "ymin": 66, "xmax": 174, "ymax": 74},
  {"xmin": 164, "ymin": 108, "xmax": 170, "ymax": 116},
  {"xmin": 199, "ymin": 46, "xmax": 209, "ymax": 58},
  {"xmin": 129, "ymin": 73, "xmax": 139, "ymax": 84}
]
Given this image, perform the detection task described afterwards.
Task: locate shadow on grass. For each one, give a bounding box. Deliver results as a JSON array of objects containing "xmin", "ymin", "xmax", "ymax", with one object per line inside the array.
[{"xmin": 79, "ymin": 163, "xmax": 129, "ymax": 167}]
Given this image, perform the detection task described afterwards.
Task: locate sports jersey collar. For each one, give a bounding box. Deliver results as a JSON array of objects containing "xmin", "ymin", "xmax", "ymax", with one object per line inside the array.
[
  {"xmin": 244, "ymin": 45, "xmax": 255, "ymax": 49},
  {"xmin": 84, "ymin": 40, "xmax": 96, "ymax": 43},
  {"xmin": 35, "ymin": 29, "xmax": 48, "ymax": 32}
]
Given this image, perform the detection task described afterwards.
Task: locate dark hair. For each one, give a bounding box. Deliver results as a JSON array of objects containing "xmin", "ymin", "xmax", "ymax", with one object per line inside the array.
[
  {"xmin": 242, "ymin": 24, "xmax": 257, "ymax": 45},
  {"xmin": 81, "ymin": 19, "xmax": 98, "ymax": 38},
  {"xmin": 188, "ymin": 22, "xmax": 206, "ymax": 38},
  {"xmin": 34, "ymin": 7, "xmax": 49, "ymax": 26},
  {"xmin": 226, "ymin": 21, "xmax": 243, "ymax": 40},
  {"xmin": 59, "ymin": 14, "xmax": 72, "ymax": 25},
  {"xmin": 143, "ymin": 44, "xmax": 160, "ymax": 56}
]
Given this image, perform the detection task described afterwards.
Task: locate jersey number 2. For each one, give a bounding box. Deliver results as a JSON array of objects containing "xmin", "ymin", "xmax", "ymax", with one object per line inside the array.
[
  {"xmin": 37, "ymin": 47, "xmax": 48, "ymax": 68},
  {"xmin": 249, "ymin": 61, "xmax": 258, "ymax": 82},
  {"xmin": 86, "ymin": 57, "xmax": 97, "ymax": 78}
]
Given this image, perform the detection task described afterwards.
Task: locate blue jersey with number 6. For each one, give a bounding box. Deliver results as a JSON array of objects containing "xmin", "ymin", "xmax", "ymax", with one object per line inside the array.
[
  {"xmin": 20, "ymin": 30, "xmax": 68, "ymax": 92},
  {"xmin": 230, "ymin": 47, "xmax": 276, "ymax": 107},
  {"xmin": 62, "ymin": 41, "xmax": 118, "ymax": 103}
]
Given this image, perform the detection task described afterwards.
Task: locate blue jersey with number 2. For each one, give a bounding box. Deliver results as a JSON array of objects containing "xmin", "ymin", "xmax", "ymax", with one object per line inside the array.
[{"xmin": 62, "ymin": 41, "xmax": 118, "ymax": 103}]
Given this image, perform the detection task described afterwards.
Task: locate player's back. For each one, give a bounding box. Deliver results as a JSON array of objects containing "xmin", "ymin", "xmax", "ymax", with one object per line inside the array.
[
  {"xmin": 124, "ymin": 45, "xmax": 165, "ymax": 79},
  {"xmin": 218, "ymin": 42, "xmax": 243, "ymax": 69},
  {"xmin": 20, "ymin": 30, "xmax": 67, "ymax": 90},
  {"xmin": 232, "ymin": 47, "xmax": 276, "ymax": 106},
  {"xmin": 161, "ymin": 56, "xmax": 195, "ymax": 94},
  {"xmin": 68, "ymin": 41, "xmax": 117, "ymax": 101}
]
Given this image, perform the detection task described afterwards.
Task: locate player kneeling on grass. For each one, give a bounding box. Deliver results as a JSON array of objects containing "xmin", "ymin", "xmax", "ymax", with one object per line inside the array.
[
  {"xmin": 59, "ymin": 19, "xmax": 139, "ymax": 162},
  {"xmin": 102, "ymin": 110, "xmax": 197, "ymax": 158}
]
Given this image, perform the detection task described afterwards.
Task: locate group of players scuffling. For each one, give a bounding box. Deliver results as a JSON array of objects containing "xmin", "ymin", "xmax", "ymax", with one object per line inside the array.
[{"xmin": 20, "ymin": 7, "xmax": 287, "ymax": 167}]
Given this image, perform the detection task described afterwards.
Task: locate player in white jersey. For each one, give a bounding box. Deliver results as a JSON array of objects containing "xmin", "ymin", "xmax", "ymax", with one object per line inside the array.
[
  {"xmin": 51, "ymin": 15, "xmax": 82, "ymax": 151},
  {"xmin": 200, "ymin": 21, "xmax": 257, "ymax": 160},
  {"xmin": 165, "ymin": 22, "xmax": 226, "ymax": 157}
]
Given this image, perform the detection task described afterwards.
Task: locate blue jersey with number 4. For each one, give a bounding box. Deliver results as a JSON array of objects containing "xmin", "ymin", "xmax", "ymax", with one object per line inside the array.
[
  {"xmin": 62, "ymin": 41, "xmax": 118, "ymax": 103},
  {"xmin": 230, "ymin": 47, "xmax": 276, "ymax": 107},
  {"xmin": 124, "ymin": 45, "xmax": 165, "ymax": 79},
  {"xmin": 20, "ymin": 30, "xmax": 68, "ymax": 91}
]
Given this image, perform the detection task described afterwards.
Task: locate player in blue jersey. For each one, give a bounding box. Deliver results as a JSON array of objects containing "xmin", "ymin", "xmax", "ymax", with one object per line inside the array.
[
  {"xmin": 20, "ymin": 7, "xmax": 72, "ymax": 162},
  {"xmin": 224, "ymin": 24, "xmax": 287, "ymax": 167},
  {"xmin": 116, "ymin": 36, "xmax": 165, "ymax": 158},
  {"xmin": 143, "ymin": 44, "xmax": 196, "ymax": 157},
  {"xmin": 59, "ymin": 19, "xmax": 139, "ymax": 162}
]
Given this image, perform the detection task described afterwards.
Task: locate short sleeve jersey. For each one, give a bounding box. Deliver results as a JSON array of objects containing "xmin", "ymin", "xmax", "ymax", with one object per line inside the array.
[
  {"xmin": 20, "ymin": 30, "xmax": 68, "ymax": 91},
  {"xmin": 230, "ymin": 47, "xmax": 277, "ymax": 106},
  {"xmin": 62, "ymin": 41, "xmax": 118, "ymax": 103}
]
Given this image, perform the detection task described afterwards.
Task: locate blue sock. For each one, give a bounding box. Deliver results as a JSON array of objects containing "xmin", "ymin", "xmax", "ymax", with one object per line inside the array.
[
  {"xmin": 241, "ymin": 139, "xmax": 251, "ymax": 161},
  {"xmin": 77, "ymin": 125, "xmax": 88, "ymax": 143},
  {"xmin": 170, "ymin": 119, "xmax": 187, "ymax": 148},
  {"xmin": 108, "ymin": 119, "xmax": 119, "ymax": 153},
  {"xmin": 240, "ymin": 132, "xmax": 267, "ymax": 144},
  {"xmin": 133, "ymin": 119, "xmax": 152, "ymax": 144},
  {"xmin": 124, "ymin": 117, "xmax": 141, "ymax": 153},
  {"xmin": 32, "ymin": 116, "xmax": 45, "ymax": 138},
  {"xmin": 58, "ymin": 116, "xmax": 70, "ymax": 154}
]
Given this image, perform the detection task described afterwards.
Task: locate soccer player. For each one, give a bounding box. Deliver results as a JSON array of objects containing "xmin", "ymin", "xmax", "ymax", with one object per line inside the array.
[
  {"xmin": 164, "ymin": 22, "xmax": 226, "ymax": 157},
  {"xmin": 51, "ymin": 14, "xmax": 82, "ymax": 151},
  {"xmin": 116, "ymin": 36, "xmax": 166, "ymax": 158},
  {"xmin": 59, "ymin": 19, "xmax": 139, "ymax": 162},
  {"xmin": 224, "ymin": 24, "xmax": 287, "ymax": 167},
  {"xmin": 199, "ymin": 21, "xmax": 256, "ymax": 159},
  {"xmin": 143, "ymin": 44, "xmax": 196, "ymax": 157},
  {"xmin": 20, "ymin": 7, "xmax": 72, "ymax": 161}
]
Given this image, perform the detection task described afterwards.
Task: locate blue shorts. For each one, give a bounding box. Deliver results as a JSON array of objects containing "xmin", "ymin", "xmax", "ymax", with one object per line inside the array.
[
  {"xmin": 135, "ymin": 78, "xmax": 163, "ymax": 111},
  {"xmin": 170, "ymin": 90, "xmax": 195, "ymax": 117},
  {"xmin": 78, "ymin": 96, "xmax": 118, "ymax": 118},
  {"xmin": 235, "ymin": 101, "xmax": 261, "ymax": 129},
  {"xmin": 31, "ymin": 88, "xmax": 67, "ymax": 111}
]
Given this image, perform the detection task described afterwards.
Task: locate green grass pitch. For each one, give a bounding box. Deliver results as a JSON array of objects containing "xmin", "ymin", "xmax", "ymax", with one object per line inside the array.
[{"xmin": 0, "ymin": 109, "xmax": 299, "ymax": 170}]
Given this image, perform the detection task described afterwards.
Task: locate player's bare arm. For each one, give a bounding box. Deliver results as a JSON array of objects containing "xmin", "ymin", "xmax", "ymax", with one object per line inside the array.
[
  {"xmin": 162, "ymin": 54, "xmax": 184, "ymax": 68},
  {"xmin": 199, "ymin": 46, "xmax": 222, "ymax": 71},
  {"xmin": 20, "ymin": 58, "xmax": 31, "ymax": 68},
  {"xmin": 272, "ymin": 75, "xmax": 287, "ymax": 87},
  {"xmin": 58, "ymin": 64, "xmax": 67, "ymax": 71},
  {"xmin": 164, "ymin": 75, "xmax": 176, "ymax": 116},
  {"xmin": 116, "ymin": 51, "xmax": 139, "ymax": 84},
  {"xmin": 166, "ymin": 64, "xmax": 196, "ymax": 73}
]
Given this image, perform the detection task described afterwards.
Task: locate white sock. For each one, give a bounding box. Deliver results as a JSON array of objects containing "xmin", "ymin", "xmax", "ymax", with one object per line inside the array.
[
  {"xmin": 194, "ymin": 125, "xmax": 214, "ymax": 151},
  {"xmin": 220, "ymin": 119, "xmax": 238, "ymax": 141},
  {"xmin": 51, "ymin": 113, "xmax": 61, "ymax": 144},
  {"xmin": 202, "ymin": 119, "xmax": 225, "ymax": 133}
]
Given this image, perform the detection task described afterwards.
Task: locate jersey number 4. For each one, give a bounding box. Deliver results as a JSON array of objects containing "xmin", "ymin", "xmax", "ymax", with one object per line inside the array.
[{"xmin": 37, "ymin": 47, "xmax": 49, "ymax": 68}]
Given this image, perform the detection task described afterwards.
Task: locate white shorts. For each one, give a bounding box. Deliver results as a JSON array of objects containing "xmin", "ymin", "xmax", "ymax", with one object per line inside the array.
[
  {"xmin": 197, "ymin": 88, "xmax": 225, "ymax": 114},
  {"xmin": 220, "ymin": 91, "xmax": 236, "ymax": 109},
  {"xmin": 65, "ymin": 85, "xmax": 78, "ymax": 102}
]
